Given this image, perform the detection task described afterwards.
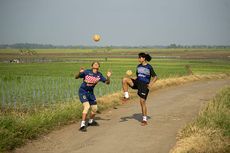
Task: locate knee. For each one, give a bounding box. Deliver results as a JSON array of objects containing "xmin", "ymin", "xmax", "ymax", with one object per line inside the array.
[
  {"xmin": 82, "ymin": 102, "xmax": 90, "ymax": 114},
  {"xmin": 91, "ymin": 105, "xmax": 98, "ymax": 114},
  {"xmin": 140, "ymin": 99, "xmax": 146, "ymax": 105}
]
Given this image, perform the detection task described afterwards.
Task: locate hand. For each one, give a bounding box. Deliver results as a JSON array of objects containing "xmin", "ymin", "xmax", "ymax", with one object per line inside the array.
[
  {"xmin": 148, "ymin": 81, "xmax": 154, "ymax": 88},
  {"xmin": 147, "ymin": 84, "xmax": 150, "ymax": 88},
  {"xmin": 79, "ymin": 67, "xmax": 84, "ymax": 73},
  {"xmin": 107, "ymin": 71, "xmax": 112, "ymax": 78}
]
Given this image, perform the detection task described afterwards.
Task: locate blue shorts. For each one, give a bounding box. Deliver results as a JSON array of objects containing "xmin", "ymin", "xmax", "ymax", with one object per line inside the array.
[{"xmin": 79, "ymin": 88, "xmax": 97, "ymax": 105}]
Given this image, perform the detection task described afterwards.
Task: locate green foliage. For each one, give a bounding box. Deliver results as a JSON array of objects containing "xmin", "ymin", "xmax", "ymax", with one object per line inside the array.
[
  {"xmin": 0, "ymin": 116, "xmax": 25, "ymax": 151},
  {"xmin": 0, "ymin": 58, "xmax": 230, "ymax": 112},
  {"xmin": 0, "ymin": 102, "xmax": 82, "ymax": 152}
]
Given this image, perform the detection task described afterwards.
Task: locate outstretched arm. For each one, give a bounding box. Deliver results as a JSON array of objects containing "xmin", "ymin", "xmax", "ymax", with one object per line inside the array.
[
  {"xmin": 105, "ymin": 71, "xmax": 112, "ymax": 84},
  {"xmin": 75, "ymin": 67, "xmax": 84, "ymax": 79}
]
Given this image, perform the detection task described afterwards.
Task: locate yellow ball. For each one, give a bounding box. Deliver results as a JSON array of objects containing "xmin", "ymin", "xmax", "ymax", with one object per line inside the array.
[
  {"xmin": 126, "ymin": 70, "xmax": 133, "ymax": 76},
  {"xmin": 93, "ymin": 34, "xmax": 101, "ymax": 42}
]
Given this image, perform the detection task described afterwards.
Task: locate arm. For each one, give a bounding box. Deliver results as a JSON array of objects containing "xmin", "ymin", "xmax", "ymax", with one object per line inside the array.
[
  {"xmin": 148, "ymin": 66, "xmax": 158, "ymax": 87},
  {"xmin": 105, "ymin": 71, "xmax": 112, "ymax": 84},
  {"xmin": 151, "ymin": 76, "xmax": 158, "ymax": 83},
  {"xmin": 148, "ymin": 76, "xmax": 158, "ymax": 88},
  {"xmin": 75, "ymin": 67, "xmax": 84, "ymax": 79}
]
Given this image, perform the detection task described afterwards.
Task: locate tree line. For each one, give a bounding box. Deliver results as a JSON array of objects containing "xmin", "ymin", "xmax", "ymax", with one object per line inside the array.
[{"xmin": 0, "ymin": 43, "xmax": 229, "ymax": 49}]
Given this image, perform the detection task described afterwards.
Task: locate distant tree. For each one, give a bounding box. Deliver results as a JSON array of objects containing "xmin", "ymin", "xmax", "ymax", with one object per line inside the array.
[{"xmin": 169, "ymin": 44, "xmax": 177, "ymax": 48}]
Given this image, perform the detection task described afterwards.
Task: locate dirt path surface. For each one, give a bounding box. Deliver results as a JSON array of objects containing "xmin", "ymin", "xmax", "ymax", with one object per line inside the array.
[{"xmin": 14, "ymin": 79, "xmax": 230, "ymax": 153}]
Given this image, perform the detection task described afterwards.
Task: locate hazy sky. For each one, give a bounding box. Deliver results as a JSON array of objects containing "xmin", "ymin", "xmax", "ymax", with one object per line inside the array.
[{"xmin": 0, "ymin": 0, "xmax": 230, "ymax": 46}]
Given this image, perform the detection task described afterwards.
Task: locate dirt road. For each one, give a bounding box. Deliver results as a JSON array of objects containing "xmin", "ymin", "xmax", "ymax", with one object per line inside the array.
[{"xmin": 14, "ymin": 79, "xmax": 230, "ymax": 153}]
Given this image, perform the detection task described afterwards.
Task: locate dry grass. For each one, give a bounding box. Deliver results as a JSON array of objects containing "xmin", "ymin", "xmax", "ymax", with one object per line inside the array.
[
  {"xmin": 170, "ymin": 126, "xmax": 230, "ymax": 153},
  {"xmin": 151, "ymin": 73, "xmax": 229, "ymax": 90},
  {"xmin": 97, "ymin": 73, "xmax": 229, "ymax": 107}
]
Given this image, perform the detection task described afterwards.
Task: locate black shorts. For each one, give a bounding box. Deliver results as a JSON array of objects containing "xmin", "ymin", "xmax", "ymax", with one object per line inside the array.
[{"xmin": 130, "ymin": 79, "xmax": 149, "ymax": 100}]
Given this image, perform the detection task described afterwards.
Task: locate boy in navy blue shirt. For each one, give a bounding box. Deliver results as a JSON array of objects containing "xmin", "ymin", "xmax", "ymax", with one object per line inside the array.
[
  {"xmin": 75, "ymin": 61, "xmax": 111, "ymax": 132},
  {"xmin": 122, "ymin": 53, "xmax": 158, "ymax": 126}
]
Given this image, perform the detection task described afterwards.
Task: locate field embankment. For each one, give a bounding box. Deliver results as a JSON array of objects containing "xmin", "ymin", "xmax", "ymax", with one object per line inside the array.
[
  {"xmin": 170, "ymin": 86, "xmax": 230, "ymax": 153},
  {"xmin": 0, "ymin": 48, "xmax": 229, "ymax": 63}
]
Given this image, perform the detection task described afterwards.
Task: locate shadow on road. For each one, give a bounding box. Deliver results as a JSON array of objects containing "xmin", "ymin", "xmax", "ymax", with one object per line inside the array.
[
  {"xmin": 120, "ymin": 113, "xmax": 151, "ymax": 123},
  {"xmin": 94, "ymin": 116, "xmax": 111, "ymax": 121}
]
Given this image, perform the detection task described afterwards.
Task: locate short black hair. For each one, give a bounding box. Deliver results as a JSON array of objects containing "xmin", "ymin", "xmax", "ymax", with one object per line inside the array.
[{"xmin": 138, "ymin": 52, "xmax": 152, "ymax": 62}]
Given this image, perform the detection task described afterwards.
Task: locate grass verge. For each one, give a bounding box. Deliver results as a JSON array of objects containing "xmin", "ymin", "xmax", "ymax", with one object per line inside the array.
[
  {"xmin": 170, "ymin": 86, "xmax": 230, "ymax": 153},
  {"xmin": 0, "ymin": 73, "xmax": 229, "ymax": 152},
  {"xmin": 0, "ymin": 103, "xmax": 82, "ymax": 152}
]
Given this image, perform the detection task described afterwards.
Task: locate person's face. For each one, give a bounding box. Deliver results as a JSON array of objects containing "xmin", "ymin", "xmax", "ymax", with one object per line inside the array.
[
  {"xmin": 92, "ymin": 62, "xmax": 100, "ymax": 70},
  {"xmin": 138, "ymin": 57, "xmax": 145, "ymax": 63}
]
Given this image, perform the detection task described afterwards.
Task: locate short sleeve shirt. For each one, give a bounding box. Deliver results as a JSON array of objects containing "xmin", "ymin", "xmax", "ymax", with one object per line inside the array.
[
  {"xmin": 79, "ymin": 69, "xmax": 106, "ymax": 91},
  {"xmin": 136, "ymin": 64, "xmax": 157, "ymax": 84}
]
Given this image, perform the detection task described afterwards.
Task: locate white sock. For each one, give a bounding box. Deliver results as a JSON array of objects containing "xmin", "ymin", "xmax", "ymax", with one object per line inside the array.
[
  {"xmin": 88, "ymin": 119, "xmax": 93, "ymax": 124},
  {"xmin": 124, "ymin": 92, "xmax": 129, "ymax": 98},
  {"xmin": 143, "ymin": 116, "xmax": 147, "ymax": 121},
  {"xmin": 81, "ymin": 121, "xmax": 86, "ymax": 127}
]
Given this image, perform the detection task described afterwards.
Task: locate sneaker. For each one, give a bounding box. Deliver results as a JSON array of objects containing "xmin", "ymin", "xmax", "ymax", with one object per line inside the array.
[
  {"xmin": 79, "ymin": 126, "xmax": 87, "ymax": 132},
  {"xmin": 88, "ymin": 121, "xmax": 99, "ymax": 126},
  {"xmin": 141, "ymin": 121, "xmax": 148, "ymax": 126}
]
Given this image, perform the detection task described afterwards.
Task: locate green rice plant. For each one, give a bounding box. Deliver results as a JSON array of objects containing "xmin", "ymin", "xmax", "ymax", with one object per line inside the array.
[{"xmin": 0, "ymin": 57, "xmax": 229, "ymax": 112}]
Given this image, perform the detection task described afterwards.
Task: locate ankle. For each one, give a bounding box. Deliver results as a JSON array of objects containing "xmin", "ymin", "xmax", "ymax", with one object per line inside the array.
[
  {"xmin": 124, "ymin": 92, "xmax": 129, "ymax": 98},
  {"xmin": 143, "ymin": 116, "xmax": 147, "ymax": 121},
  {"xmin": 88, "ymin": 119, "xmax": 93, "ymax": 124},
  {"xmin": 81, "ymin": 121, "xmax": 86, "ymax": 127}
]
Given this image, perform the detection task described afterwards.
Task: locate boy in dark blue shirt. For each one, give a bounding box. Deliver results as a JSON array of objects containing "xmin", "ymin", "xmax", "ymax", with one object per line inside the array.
[
  {"xmin": 75, "ymin": 61, "xmax": 111, "ymax": 132},
  {"xmin": 122, "ymin": 53, "xmax": 158, "ymax": 126}
]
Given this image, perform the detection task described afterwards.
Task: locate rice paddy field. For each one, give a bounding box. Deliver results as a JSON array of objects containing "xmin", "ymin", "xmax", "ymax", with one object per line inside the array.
[{"xmin": 0, "ymin": 48, "xmax": 230, "ymax": 112}]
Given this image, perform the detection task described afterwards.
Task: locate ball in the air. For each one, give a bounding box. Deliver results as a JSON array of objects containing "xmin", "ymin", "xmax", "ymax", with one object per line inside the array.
[
  {"xmin": 126, "ymin": 70, "xmax": 133, "ymax": 76},
  {"xmin": 93, "ymin": 34, "xmax": 101, "ymax": 42}
]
